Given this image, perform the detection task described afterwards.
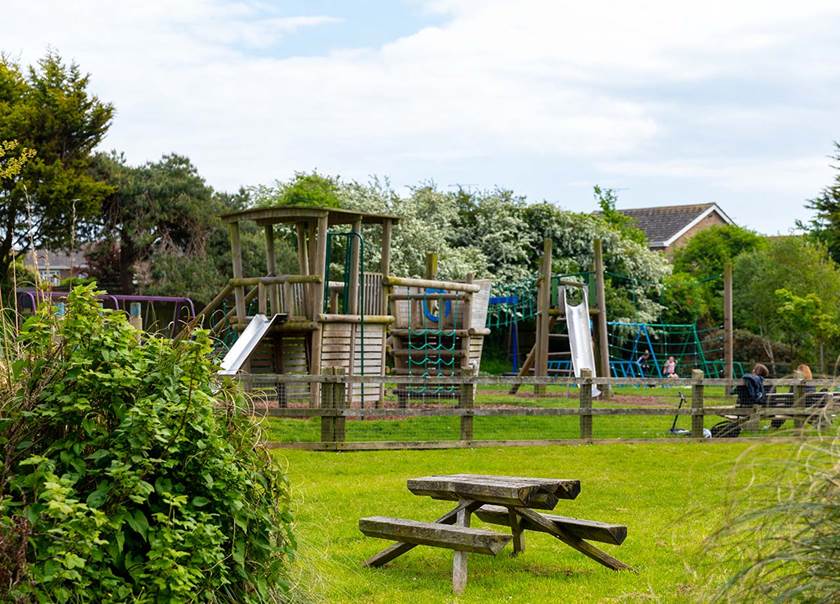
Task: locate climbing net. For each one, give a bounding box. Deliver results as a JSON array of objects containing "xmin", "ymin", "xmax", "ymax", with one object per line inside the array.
[
  {"xmin": 607, "ymin": 322, "xmax": 737, "ymax": 378},
  {"xmin": 485, "ymin": 277, "xmax": 538, "ymax": 329},
  {"xmin": 399, "ymin": 287, "xmax": 465, "ymax": 401}
]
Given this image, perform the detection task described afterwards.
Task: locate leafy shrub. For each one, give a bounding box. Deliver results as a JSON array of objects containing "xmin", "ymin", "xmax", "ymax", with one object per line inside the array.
[{"xmin": 0, "ymin": 285, "xmax": 294, "ymax": 602}]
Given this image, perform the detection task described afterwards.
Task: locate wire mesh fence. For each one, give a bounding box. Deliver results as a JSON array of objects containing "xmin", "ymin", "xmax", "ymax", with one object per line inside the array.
[{"xmin": 240, "ymin": 374, "xmax": 840, "ymax": 450}]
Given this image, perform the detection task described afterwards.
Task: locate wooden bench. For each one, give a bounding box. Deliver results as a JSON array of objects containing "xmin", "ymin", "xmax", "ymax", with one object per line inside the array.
[
  {"xmin": 359, "ymin": 517, "xmax": 511, "ymax": 555},
  {"xmin": 359, "ymin": 474, "xmax": 631, "ymax": 594},
  {"xmin": 474, "ymin": 504, "xmax": 627, "ymax": 545}
]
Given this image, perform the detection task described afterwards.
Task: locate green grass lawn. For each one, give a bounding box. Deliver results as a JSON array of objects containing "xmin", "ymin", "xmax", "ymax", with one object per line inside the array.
[{"xmin": 278, "ymin": 440, "xmax": 799, "ymax": 603}]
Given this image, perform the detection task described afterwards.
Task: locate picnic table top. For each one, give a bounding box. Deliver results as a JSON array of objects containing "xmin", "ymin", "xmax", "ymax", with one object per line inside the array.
[{"xmin": 406, "ymin": 474, "xmax": 581, "ymax": 510}]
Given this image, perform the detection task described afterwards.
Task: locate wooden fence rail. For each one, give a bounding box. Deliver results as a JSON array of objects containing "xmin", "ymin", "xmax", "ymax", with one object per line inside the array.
[{"xmin": 235, "ymin": 371, "xmax": 839, "ymax": 451}]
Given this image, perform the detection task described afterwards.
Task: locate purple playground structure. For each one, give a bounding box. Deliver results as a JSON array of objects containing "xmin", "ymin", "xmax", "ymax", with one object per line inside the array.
[{"xmin": 15, "ymin": 289, "xmax": 196, "ymax": 337}]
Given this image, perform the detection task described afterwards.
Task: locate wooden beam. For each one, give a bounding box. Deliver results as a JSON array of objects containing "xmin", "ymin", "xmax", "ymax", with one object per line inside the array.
[
  {"xmin": 513, "ymin": 507, "xmax": 633, "ymax": 572},
  {"xmin": 407, "ymin": 475, "xmax": 580, "ymax": 508},
  {"xmin": 691, "ymin": 369, "xmax": 705, "ymax": 438},
  {"xmin": 228, "ymin": 222, "xmax": 246, "ymax": 323},
  {"xmin": 593, "ymin": 239, "xmax": 611, "ymax": 398},
  {"xmin": 349, "ymin": 218, "xmax": 362, "ymax": 314},
  {"xmin": 453, "ymin": 503, "xmax": 470, "ymax": 594},
  {"xmin": 475, "ymin": 505, "xmax": 627, "ymax": 545},
  {"xmin": 364, "ymin": 501, "xmax": 482, "ymax": 568},
  {"xmin": 723, "ymin": 262, "xmax": 734, "ymax": 381},
  {"xmin": 309, "ymin": 215, "xmax": 329, "ymax": 407},
  {"xmin": 265, "ymin": 224, "xmax": 280, "ymax": 313},
  {"xmin": 383, "ymin": 275, "xmax": 481, "ymax": 293},
  {"xmin": 535, "ymin": 238, "xmax": 552, "ymax": 396},
  {"xmin": 359, "ymin": 516, "xmax": 510, "ymax": 556}
]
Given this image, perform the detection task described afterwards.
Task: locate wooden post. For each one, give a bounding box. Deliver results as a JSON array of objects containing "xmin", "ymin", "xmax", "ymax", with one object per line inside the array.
[
  {"xmin": 380, "ymin": 219, "xmax": 393, "ymax": 317},
  {"xmin": 793, "ymin": 369, "xmax": 805, "ymax": 431},
  {"xmin": 593, "ymin": 239, "xmax": 611, "ymax": 399},
  {"xmin": 508, "ymin": 509, "xmax": 525, "ymax": 556},
  {"xmin": 535, "ymin": 238, "xmax": 552, "ymax": 396},
  {"xmin": 579, "ymin": 367, "xmax": 593, "ymax": 440},
  {"xmin": 334, "ymin": 367, "xmax": 346, "ymax": 443},
  {"xmin": 296, "ymin": 223, "xmax": 309, "ymax": 274},
  {"xmin": 691, "ymin": 369, "xmax": 705, "ymax": 438},
  {"xmin": 349, "ymin": 218, "xmax": 362, "ymax": 314},
  {"xmin": 460, "ymin": 366, "xmax": 475, "ymax": 441},
  {"xmin": 310, "ymin": 215, "xmax": 329, "ymax": 407},
  {"xmin": 228, "ymin": 222, "xmax": 246, "ymax": 323},
  {"xmin": 425, "ymin": 252, "xmax": 438, "ymax": 280},
  {"xmin": 265, "ymin": 224, "xmax": 280, "ymax": 314},
  {"xmin": 723, "ymin": 263, "xmax": 734, "ymax": 381},
  {"xmin": 452, "ymin": 499, "xmax": 471, "ymax": 595},
  {"xmin": 320, "ymin": 367, "xmax": 336, "ymax": 445},
  {"xmin": 257, "ymin": 282, "xmax": 267, "ymax": 315}
]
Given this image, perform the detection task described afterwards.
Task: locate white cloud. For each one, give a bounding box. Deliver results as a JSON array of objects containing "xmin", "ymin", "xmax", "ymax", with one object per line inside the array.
[{"xmin": 1, "ymin": 0, "xmax": 839, "ymax": 233}]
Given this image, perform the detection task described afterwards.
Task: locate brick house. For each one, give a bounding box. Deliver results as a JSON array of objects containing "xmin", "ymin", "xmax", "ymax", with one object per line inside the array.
[
  {"xmin": 24, "ymin": 249, "xmax": 89, "ymax": 285},
  {"xmin": 618, "ymin": 203, "xmax": 734, "ymax": 253}
]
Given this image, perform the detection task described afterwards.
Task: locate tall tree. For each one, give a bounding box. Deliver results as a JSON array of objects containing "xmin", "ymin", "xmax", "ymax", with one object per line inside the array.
[
  {"xmin": 0, "ymin": 52, "xmax": 113, "ymax": 278},
  {"xmin": 799, "ymin": 142, "xmax": 840, "ymax": 263},
  {"xmin": 671, "ymin": 224, "xmax": 764, "ymax": 323},
  {"xmin": 89, "ymin": 153, "xmax": 223, "ymax": 294}
]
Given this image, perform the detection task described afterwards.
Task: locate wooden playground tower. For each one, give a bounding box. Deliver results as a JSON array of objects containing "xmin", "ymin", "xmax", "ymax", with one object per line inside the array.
[
  {"xmin": 196, "ymin": 205, "xmax": 489, "ymax": 407},
  {"xmin": 510, "ymin": 238, "xmax": 612, "ymax": 397}
]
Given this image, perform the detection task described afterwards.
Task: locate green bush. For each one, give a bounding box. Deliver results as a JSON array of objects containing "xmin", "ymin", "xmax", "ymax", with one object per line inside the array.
[{"xmin": 0, "ymin": 285, "xmax": 294, "ymax": 602}]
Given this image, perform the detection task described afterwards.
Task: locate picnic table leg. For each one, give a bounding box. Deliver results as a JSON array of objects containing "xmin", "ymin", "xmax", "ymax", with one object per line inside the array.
[
  {"xmin": 514, "ymin": 507, "xmax": 635, "ymax": 572},
  {"xmin": 453, "ymin": 499, "xmax": 470, "ymax": 594},
  {"xmin": 508, "ymin": 507, "xmax": 525, "ymax": 556},
  {"xmin": 364, "ymin": 500, "xmax": 481, "ymax": 568}
]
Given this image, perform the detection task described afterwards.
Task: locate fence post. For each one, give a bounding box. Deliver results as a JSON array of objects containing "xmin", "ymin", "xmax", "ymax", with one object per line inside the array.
[
  {"xmin": 793, "ymin": 369, "xmax": 805, "ymax": 431},
  {"xmin": 460, "ymin": 367, "xmax": 475, "ymax": 441},
  {"xmin": 334, "ymin": 367, "xmax": 346, "ymax": 444},
  {"xmin": 320, "ymin": 367, "xmax": 336, "ymax": 446},
  {"xmin": 579, "ymin": 368, "xmax": 593, "ymax": 441},
  {"xmin": 691, "ymin": 369, "xmax": 704, "ymax": 438},
  {"xmin": 320, "ymin": 367, "xmax": 345, "ymax": 448}
]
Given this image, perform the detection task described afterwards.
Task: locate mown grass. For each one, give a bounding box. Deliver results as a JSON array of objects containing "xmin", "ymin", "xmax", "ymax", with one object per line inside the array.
[{"xmin": 278, "ymin": 441, "xmax": 801, "ymax": 603}]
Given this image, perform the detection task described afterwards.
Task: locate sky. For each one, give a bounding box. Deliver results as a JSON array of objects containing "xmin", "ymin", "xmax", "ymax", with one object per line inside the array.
[{"xmin": 2, "ymin": 0, "xmax": 839, "ymax": 234}]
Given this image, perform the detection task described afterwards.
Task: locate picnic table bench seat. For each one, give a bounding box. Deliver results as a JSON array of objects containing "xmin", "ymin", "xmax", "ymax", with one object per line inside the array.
[
  {"xmin": 359, "ymin": 516, "xmax": 511, "ymax": 555},
  {"xmin": 474, "ymin": 504, "xmax": 627, "ymax": 545}
]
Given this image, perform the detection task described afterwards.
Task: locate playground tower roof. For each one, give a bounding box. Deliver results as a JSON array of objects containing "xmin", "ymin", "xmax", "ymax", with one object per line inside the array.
[{"xmin": 221, "ymin": 205, "xmax": 399, "ymax": 226}]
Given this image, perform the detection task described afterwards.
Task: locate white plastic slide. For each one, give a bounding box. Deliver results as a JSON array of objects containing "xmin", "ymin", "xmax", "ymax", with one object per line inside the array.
[
  {"xmin": 562, "ymin": 288, "xmax": 601, "ymax": 397},
  {"xmin": 218, "ymin": 314, "xmax": 283, "ymax": 376}
]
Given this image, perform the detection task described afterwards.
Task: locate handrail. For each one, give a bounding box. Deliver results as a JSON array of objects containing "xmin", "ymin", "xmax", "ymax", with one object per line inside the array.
[
  {"xmin": 383, "ymin": 275, "xmax": 480, "ymax": 293},
  {"xmin": 174, "ymin": 283, "xmax": 233, "ymax": 341},
  {"xmin": 228, "ymin": 274, "xmax": 321, "ymax": 287}
]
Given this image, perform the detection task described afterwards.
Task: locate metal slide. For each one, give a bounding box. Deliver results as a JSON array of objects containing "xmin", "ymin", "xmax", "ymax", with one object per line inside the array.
[
  {"xmin": 562, "ymin": 288, "xmax": 601, "ymax": 397},
  {"xmin": 218, "ymin": 314, "xmax": 286, "ymax": 376}
]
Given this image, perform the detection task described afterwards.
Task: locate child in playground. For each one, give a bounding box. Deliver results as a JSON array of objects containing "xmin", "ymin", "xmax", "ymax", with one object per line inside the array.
[
  {"xmin": 636, "ymin": 350, "xmax": 651, "ymax": 376},
  {"xmin": 664, "ymin": 356, "xmax": 678, "ymax": 378}
]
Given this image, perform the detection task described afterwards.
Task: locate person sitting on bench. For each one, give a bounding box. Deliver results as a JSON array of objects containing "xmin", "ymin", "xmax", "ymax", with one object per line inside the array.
[{"xmin": 740, "ymin": 363, "xmax": 770, "ymax": 405}]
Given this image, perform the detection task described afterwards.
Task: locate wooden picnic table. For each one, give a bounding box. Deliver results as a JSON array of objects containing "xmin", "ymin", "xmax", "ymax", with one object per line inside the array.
[{"xmin": 359, "ymin": 474, "xmax": 632, "ymax": 593}]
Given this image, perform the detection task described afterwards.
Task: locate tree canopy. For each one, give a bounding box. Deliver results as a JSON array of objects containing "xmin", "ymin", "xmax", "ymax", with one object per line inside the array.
[
  {"xmin": 0, "ymin": 52, "xmax": 113, "ymax": 278},
  {"xmin": 733, "ymin": 236, "xmax": 840, "ymax": 368},
  {"xmin": 798, "ymin": 142, "xmax": 840, "ymax": 263}
]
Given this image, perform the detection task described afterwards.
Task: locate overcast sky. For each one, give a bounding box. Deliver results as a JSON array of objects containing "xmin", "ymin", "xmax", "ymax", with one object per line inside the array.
[{"xmin": 3, "ymin": 0, "xmax": 839, "ymax": 234}]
